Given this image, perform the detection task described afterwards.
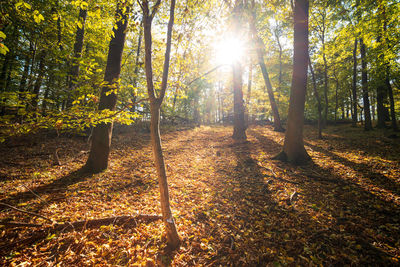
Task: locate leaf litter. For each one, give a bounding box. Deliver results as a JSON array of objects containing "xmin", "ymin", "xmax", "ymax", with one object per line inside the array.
[{"xmin": 0, "ymin": 124, "xmax": 399, "ymax": 266}]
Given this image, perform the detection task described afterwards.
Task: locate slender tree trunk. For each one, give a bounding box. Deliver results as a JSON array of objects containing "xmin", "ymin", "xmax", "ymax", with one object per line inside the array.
[
  {"xmin": 352, "ymin": 38, "xmax": 358, "ymax": 126},
  {"xmin": 322, "ymin": 45, "xmax": 328, "ymax": 127},
  {"xmin": 274, "ymin": 0, "xmax": 310, "ymax": 164},
  {"xmin": 131, "ymin": 24, "xmax": 143, "ymax": 112},
  {"xmin": 67, "ymin": 8, "xmax": 87, "ymax": 108},
  {"xmin": 0, "ymin": 53, "xmax": 10, "ymax": 91},
  {"xmin": 141, "ymin": 0, "xmax": 180, "ymax": 250},
  {"xmin": 382, "ymin": 4, "xmax": 398, "ymax": 131},
  {"xmin": 31, "ymin": 51, "xmax": 46, "ymax": 110},
  {"xmin": 84, "ymin": 2, "xmax": 129, "ymax": 173},
  {"xmin": 334, "ymin": 67, "xmax": 339, "ymax": 123},
  {"xmin": 250, "ymin": 6, "xmax": 284, "ymax": 132},
  {"xmin": 308, "ymin": 58, "xmax": 322, "ymax": 139},
  {"xmin": 19, "ymin": 43, "xmax": 33, "ymax": 94},
  {"xmin": 246, "ymin": 61, "xmax": 252, "ymax": 107},
  {"xmin": 360, "ymin": 38, "xmax": 372, "ymax": 130},
  {"xmin": 387, "ymin": 76, "xmax": 398, "ymax": 131}
]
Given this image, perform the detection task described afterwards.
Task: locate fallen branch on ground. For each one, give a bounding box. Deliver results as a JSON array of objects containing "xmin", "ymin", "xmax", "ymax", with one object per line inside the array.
[
  {"xmin": 0, "ymin": 202, "xmax": 53, "ymax": 223},
  {"xmin": 0, "ymin": 214, "xmax": 163, "ymax": 253}
]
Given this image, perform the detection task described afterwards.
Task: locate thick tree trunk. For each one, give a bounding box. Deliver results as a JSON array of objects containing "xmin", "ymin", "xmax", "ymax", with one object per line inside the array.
[
  {"xmin": 84, "ymin": 3, "xmax": 129, "ymax": 173},
  {"xmin": 67, "ymin": 8, "xmax": 87, "ymax": 108},
  {"xmin": 359, "ymin": 38, "xmax": 372, "ymax": 131},
  {"xmin": 352, "ymin": 38, "xmax": 358, "ymax": 126},
  {"xmin": 274, "ymin": 0, "xmax": 310, "ymax": 164},
  {"xmin": 231, "ymin": 1, "xmax": 247, "ymax": 140},
  {"xmin": 141, "ymin": 0, "xmax": 180, "ymax": 250},
  {"xmin": 232, "ymin": 61, "xmax": 247, "ymax": 140},
  {"xmin": 308, "ymin": 58, "xmax": 322, "ymax": 139}
]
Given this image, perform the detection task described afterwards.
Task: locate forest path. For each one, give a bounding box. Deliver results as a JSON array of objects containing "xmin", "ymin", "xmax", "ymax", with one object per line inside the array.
[{"xmin": 1, "ymin": 125, "xmax": 399, "ymax": 265}]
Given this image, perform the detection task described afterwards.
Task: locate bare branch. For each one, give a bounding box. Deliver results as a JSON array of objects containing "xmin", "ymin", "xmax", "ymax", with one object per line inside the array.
[
  {"xmin": 0, "ymin": 202, "xmax": 53, "ymax": 223},
  {"xmin": 158, "ymin": 0, "xmax": 176, "ymax": 103}
]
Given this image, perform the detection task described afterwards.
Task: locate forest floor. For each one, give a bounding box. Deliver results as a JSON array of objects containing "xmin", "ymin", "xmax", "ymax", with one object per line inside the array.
[{"xmin": 1, "ymin": 123, "xmax": 400, "ymax": 266}]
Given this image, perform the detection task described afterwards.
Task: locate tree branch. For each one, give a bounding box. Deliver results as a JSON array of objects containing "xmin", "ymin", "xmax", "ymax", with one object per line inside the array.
[
  {"xmin": 0, "ymin": 202, "xmax": 53, "ymax": 223},
  {"xmin": 158, "ymin": 0, "xmax": 176, "ymax": 104}
]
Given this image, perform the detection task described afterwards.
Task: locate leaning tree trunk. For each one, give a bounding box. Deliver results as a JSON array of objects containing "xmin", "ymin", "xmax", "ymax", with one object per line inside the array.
[
  {"xmin": 84, "ymin": 3, "xmax": 129, "ymax": 173},
  {"xmin": 352, "ymin": 38, "xmax": 358, "ymax": 127},
  {"xmin": 274, "ymin": 0, "xmax": 310, "ymax": 164},
  {"xmin": 250, "ymin": 4, "xmax": 284, "ymax": 132},
  {"xmin": 141, "ymin": 0, "xmax": 180, "ymax": 250},
  {"xmin": 360, "ymin": 38, "xmax": 372, "ymax": 131},
  {"xmin": 67, "ymin": 8, "xmax": 87, "ymax": 108}
]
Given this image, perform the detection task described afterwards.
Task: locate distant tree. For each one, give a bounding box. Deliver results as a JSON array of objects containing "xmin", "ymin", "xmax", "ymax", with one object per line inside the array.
[
  {"xmin": 84, "ymin": 1, "xmax": 129, "ymax": 173},
  {"xmin": 67, "ymin": 7, "xmax": 88, "ymax": 108},
  {"xmin": 274, "ymin": 0, "xmax": 310, "ymax": 164}
]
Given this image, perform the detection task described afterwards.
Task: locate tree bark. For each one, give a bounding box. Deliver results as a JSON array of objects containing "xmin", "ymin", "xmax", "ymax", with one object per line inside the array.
[
  {"xmin": 359, "ymin": 38, "xmax": 372, "ymax": 131},
  {"xmin": 250, "ymin": 3, "xmax": 284, "ymax": 132},
  {"xmin": 84, "ymin": 2, "xmax": 129, "ymax": 173},
  {"xmin": 352, "ymin": 38, "xmax": 358, "ymax": 126},
  {"xmin": 231, "ymin": 1, "xmax": 247, "ymax": 140},
  {"xmin": 67, "ymin": 8, "xmax": 87, "ymax": 108},
  {"xmin": 274, "ymin": 0, "xmax": 310, "ymax": 164},
  {"xmin": 141, "ymin": 0, "xmax": 180, "ymax": 250},
  {"xmin": 308, "ymin": 58, "xmax": 322, "ymax": 139},
  {"xmin": 386, "ymin": 75, "xmax": 398, "ymax": 131},
  {"xmin": 31, "ymin": 51, "xmax": 46, "ymax": 110}
]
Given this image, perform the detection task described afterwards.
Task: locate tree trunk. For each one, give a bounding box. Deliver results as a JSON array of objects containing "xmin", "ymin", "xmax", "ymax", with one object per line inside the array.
[
  {"xmin": 359, "ymin": 38, "xmax": 372, "ymax": 131},
  {"xmin": 231, "ymin": 1, "xmax": 247, "ymax": 140},
  {"xmin": 66, "ymin": 8, "xmax": 87, "ymax": 108},
  {"xmin": 352, "ymin": 38, "xmax": 358, "ymax": 126},
  {"xmin": 232, "ymin": 61, "xmax": 247, "ymax": 140},
  {"xmin": 274, "ymin": 0, "xmax": 310, "ymax": 164},
  {"xmin": 250, "ymin": 6, "xmax": 284, "ymax": 132},
  {"xmin": 322, "ymin": 48, "xmax": 328, "ymax": 127},
  {"xmin": 31, "ymin": 51, "xmax": 46, "ymax": 110},
  {"xmin": 382, "ymin": 4, "xmax": 398, "ymax": 131},
  {"xmin": 308, "ymin": 58, "xmax": 322, "ymax": 139},
  {"xmin": 386, "ymin": 76, "xmax": 398, "ymax": 131},
  {"xmin": 84, "ymin": 3, "xmax": 129, "ymax": 173},
  {"xmin": 149, "ymin": 102, "xmax": 180, "ymax": 249},
  {"xmin": 141, "ymin": 0, "xmax": 180, "ymax": 250},
  {"xmin": 129, "ymin": 23, "xmax": 143, "ymax": 112},
  {"xmin": 18, "ymin": 43, "xmax": 33, "ymax": 94}
]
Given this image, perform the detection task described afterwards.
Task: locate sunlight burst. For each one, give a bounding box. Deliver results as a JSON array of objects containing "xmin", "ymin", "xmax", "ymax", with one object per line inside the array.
[{"xmin": 214, "ymin": 37, "xmax": 245, "ymax": 65}]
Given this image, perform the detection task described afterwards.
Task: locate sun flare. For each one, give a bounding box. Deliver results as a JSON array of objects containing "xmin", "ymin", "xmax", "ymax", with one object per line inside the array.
[{"xmin": 214, "ymin": 37, "xmax": 245, "ymax": 65}]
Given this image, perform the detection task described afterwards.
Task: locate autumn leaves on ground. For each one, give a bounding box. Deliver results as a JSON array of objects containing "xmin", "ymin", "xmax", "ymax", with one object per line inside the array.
[{"xmin": 1, "ymin": 124, "xmax": 400, "ymax": 266}]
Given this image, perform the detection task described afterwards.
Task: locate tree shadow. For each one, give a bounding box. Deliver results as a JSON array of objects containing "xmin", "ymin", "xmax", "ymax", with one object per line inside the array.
[
  {"xmin": 247, "ymin": 127, "xmax": 399, "ymax": 265},
  {"xmin": 304, "ymin": 141, "xmax": 400, "ymax": 199},
  {"xmin": 0, "ymin": 168, "xmax": 91, "ymax": 213},
  {"xmin": 310, "ymin": 125, "xmax": 400, "ymax": 162}
]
